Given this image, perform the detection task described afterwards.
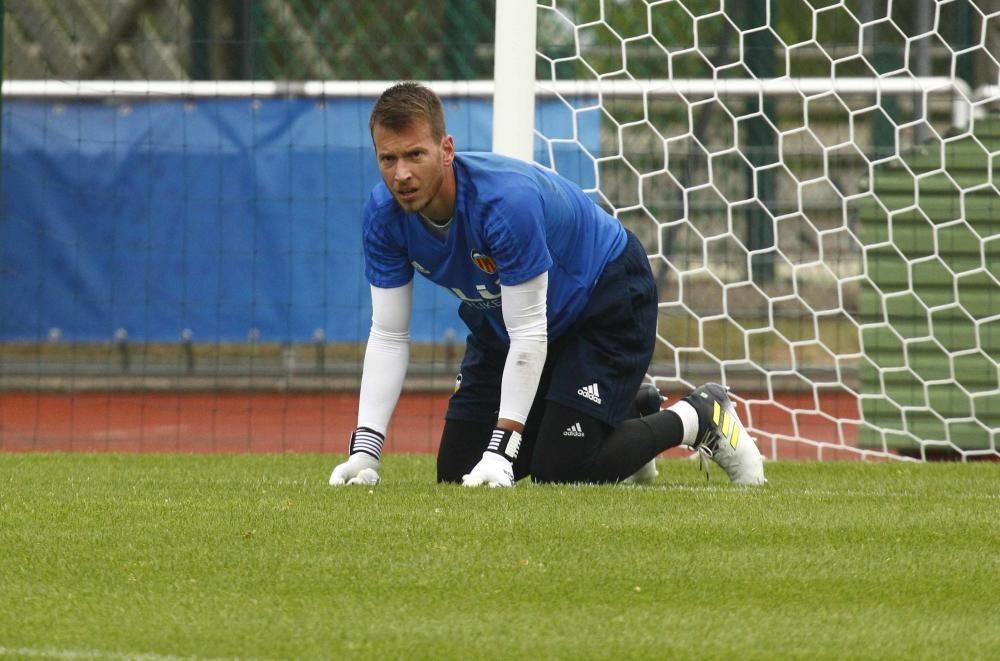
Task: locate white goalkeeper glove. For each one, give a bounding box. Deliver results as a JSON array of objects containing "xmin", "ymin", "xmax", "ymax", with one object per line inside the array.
[
  {"xmin": 329, "ymin": 427, "xmax": 384, "ymax": 486},
  {"xmin": 462, "ymin": 428, "xmax": 521, "ymax": 488}
]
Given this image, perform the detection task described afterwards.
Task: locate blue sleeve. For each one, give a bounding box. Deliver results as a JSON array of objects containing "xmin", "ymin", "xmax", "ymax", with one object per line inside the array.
[
  {"xmin": 485, "ymin": 187, "xmax": 553, "ymax": 286},
  {"xmin": 363, "ymin": 195, "xmax": 414, "ymax": 288}
]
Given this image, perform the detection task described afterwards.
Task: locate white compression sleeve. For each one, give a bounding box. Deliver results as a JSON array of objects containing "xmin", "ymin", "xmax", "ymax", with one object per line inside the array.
[
  {"xmin": 357, "ymin": 282, "xmax": 412, "ymax": 435},
  {"xmin": 498, "ymin": 272, "xmax": 549, "ymax": 425}
]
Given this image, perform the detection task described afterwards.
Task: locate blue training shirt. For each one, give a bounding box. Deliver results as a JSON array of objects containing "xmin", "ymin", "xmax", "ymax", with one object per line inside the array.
[{"xmin": 363, "ymin": 152, "xmax": 627, "ymax": 342}]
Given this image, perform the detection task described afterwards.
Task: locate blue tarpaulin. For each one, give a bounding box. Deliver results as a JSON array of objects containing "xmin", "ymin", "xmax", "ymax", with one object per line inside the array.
[{"xmin": 1, "ymin": 95, "xmax": 599, "ymax": 342}]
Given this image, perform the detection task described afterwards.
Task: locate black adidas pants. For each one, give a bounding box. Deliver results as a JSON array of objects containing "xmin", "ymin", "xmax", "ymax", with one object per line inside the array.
[{"xmin": 437, "ymin": 231, "xmax": 685, "ymax": 484}]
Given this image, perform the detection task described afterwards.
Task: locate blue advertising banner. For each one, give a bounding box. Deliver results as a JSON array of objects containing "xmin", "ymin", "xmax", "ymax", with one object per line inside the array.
[{"xmin": 1, "ymin": 95, "xmax": 599, "ymax": 342}]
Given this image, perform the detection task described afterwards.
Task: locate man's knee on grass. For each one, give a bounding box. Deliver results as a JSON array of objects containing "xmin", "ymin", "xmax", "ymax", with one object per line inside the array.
[
  {"xmin": 529, "ymin": 400, "xmax": 673, "ymax": 484},
  {"xmin": 529, "ymin": 405, "xmax": 608, "ymax": 484}
]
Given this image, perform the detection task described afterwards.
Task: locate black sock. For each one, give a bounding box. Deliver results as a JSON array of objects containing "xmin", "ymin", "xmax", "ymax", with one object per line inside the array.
[
  {"xmin": 588, "ymin": 411, "xmax": 684, "ymax": 481},
  {"xmin": 633, "ymin": 410, "xmax": 686, "ymax": 453},
  {"xmin": 531, "ymin": 402, "xmax": 685, "ymax": 484}
]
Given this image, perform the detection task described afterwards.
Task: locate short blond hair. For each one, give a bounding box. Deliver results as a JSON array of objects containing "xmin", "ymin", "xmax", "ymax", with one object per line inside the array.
[{"xmin": 368, "ymin": 82, "xmax": 447, "ymax": 141}]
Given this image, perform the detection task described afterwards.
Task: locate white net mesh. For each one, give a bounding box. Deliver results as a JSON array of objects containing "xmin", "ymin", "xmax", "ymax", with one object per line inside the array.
[{"xmin": 534, "ymin": 0, "xmax": 1000, "ymax": 460}]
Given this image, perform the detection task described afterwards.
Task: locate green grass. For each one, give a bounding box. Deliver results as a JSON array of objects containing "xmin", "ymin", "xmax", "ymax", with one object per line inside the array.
[{"xmin": 1, "ymin": 455, "xmax": 998, "ymax": 660}]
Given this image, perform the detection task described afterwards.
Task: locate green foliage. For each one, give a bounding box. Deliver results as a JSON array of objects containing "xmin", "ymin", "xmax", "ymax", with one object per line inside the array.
[{"xmin": 1, "ymin": 454, "xmax": 998, "ymax": 659}]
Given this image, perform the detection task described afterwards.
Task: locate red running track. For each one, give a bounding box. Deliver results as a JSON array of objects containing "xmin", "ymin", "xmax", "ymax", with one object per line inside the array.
[{"xmin": 0, "ymin": 390, "xmax": 869, "ymax": 460}]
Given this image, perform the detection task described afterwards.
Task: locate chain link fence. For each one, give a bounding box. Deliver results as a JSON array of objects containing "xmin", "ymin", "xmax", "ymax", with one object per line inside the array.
[
  {"xmin": 9, "ymin": 1, "xmax": 996, "ymax": 84},
  {"xmin": 2, "ymin": 0, "xmax": 495, "ymax": 80}
]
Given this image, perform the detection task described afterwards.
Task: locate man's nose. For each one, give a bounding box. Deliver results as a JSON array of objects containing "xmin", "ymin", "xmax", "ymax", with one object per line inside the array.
[{"xmin": 394, "ymin": 162, "xmax": 412, "ymax": 182}]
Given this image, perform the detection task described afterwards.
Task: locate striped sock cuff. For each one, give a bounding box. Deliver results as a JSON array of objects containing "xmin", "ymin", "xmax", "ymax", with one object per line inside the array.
[
  {"xmin": 486, "ymin": 428, "xmax": 522, "ymax": 461},
  {"xmin": 350, "ymin": 427, "xmax": 385, "ymax": 461}
]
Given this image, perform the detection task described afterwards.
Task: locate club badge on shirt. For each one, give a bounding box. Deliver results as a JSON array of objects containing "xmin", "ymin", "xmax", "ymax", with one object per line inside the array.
[{"xmin": 470, "ymin": 249, "xmax": 496, "ymax": 274}]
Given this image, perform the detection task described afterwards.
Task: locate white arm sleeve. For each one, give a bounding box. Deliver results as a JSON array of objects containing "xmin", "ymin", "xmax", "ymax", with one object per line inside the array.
[
  {"xmin": 498, "ymin": 272, "xmax": 549, "ymax": 425},
  {"xmin": 357, "ymin": 282, "xmax": 412, "ymax": 435}
]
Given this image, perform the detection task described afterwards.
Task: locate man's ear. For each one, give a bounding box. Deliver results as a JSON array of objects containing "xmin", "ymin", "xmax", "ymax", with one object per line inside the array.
[{"xmin": 442, "ymin": 135, "xmax": 455, "ymax": 166}]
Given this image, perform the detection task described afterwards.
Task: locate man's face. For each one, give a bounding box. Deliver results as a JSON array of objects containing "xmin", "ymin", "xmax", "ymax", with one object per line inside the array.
[{"xmin": 372, "ymin": 118, "xmax": 454, "ymax": 218}]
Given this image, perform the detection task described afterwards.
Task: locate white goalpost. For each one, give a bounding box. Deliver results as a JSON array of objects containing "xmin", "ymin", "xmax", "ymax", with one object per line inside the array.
[{"xmin": 493, "ymin": 0, "xmax": 538, "ymax": 160}]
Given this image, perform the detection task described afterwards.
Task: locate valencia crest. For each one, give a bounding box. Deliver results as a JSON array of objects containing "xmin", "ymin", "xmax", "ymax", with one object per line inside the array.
[{"xmin": 470, "ymin": 249, "xmax": 497, "ymax": 274}]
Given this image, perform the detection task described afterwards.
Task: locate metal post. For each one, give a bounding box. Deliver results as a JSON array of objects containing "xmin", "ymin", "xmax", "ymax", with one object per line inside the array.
[
  {"xmin": 231, "ymin": 0, "xmax": 245, "ymax": 79},
  {"xmin": 191, "ymin": 0, "xmax": 210, "ymax": 79},
  {"xmin": 1, "ymin": 0, "xmax": 5, "ymax": 168},
  {"xmin": 1, "ymin": 0, "xmax": 4, "ymax": 299},
  {"xmin": 251, "ymin": 0, "xmax": 265, "ymax": 80},
  {"xmin": 492, "ymin": 0, "xmax": 536, "ymax": 161},
  {"xmin": 913, "ymin": 0, "xmax": 932, "ymax": 145},
  {"xmin": 865, "ymin": 3, "xmax": 897, "ymax": 160},
  {"xmin": 743, "ymin": 0, "xmax": 775, "ymax": 283},
  {"xmin": 181, "ymin": 329, "xmax": 195, "ymax": 374},
  {"xmin": 114, "ymin": 329, "xmax": 131, "ymax": 372},
  {"xmin": 232, "ymin": 0, "xmax": 260, "ymax": 80},
  {"xmin": 953, "ymin": 0, "xmax": 975, "ymax": 88},
  {"xmin": 312, "ymin": 328, "xmax": 325, "ymax": 372}
]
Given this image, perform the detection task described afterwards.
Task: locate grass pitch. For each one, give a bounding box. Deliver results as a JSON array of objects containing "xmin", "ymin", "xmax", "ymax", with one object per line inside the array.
[{"xmin": 1, "ymin": 454, "xmax": 998, "ymax": 660}]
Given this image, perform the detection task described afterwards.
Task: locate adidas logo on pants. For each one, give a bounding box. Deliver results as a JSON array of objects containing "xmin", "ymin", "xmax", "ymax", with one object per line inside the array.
[{"xmin": 577, "ymin": 383, "xmax": 602, "ymax": 404}]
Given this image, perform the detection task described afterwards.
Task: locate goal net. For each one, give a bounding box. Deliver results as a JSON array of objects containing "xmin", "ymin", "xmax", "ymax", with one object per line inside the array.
[
  {"xmin": 1, "ymin": 1, "xmax": 998, "ymax": 460},
  {"xmin": 530, "ymin": 0, "xmax": 1000, "ymax": 461}
]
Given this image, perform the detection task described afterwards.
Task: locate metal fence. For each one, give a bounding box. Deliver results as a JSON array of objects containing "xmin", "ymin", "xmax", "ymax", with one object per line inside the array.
[
  {"xmin": 2, "ymin": 0, "xmax": 495, "ymax": 80},
  {"xmin": 5, "ymin": 1, "xmax": 997, "ymax": 85}
]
